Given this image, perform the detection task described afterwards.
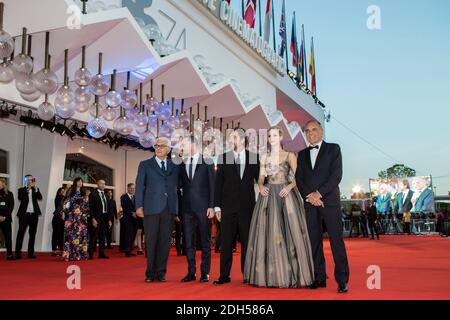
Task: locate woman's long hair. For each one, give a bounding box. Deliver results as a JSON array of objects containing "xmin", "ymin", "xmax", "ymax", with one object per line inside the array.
[{"xmin": 67, "ymin": 177, "xmax": 84, "ymax": 198}]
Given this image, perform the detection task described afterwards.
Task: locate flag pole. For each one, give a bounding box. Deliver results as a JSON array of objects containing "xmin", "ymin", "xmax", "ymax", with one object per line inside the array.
[
  {"xmin": 302, "ymin": 24, "xmax": 308, "ymax": 89},
  {"xmin": 312, "ymin": 36, "xmax": 317, "ymax": 97},
  {"xmin": 258, "ymin": 0, "xmax": 262, "ymax": 36},
  {"xmin": 271, "ymin": 0, "xmax": 276, "ymax": 52},
  {"xmin": 242, "ymin": 0, "xmax": 245, "ymax": 17},
  {"xmin": 284, "ymin": 1, "xmax": 288, "ymax": 74}
]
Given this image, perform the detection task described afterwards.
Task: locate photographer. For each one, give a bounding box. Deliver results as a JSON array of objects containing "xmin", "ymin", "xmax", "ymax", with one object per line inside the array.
[{"xmin": 15, "ymin": 175, "xmax": 43, "ymax": 259}]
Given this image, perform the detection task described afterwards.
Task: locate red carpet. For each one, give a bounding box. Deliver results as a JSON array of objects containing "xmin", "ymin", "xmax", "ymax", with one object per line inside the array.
[{"xmin": 1, "ymin": 235, "xmax": 449, "ymax": 300}]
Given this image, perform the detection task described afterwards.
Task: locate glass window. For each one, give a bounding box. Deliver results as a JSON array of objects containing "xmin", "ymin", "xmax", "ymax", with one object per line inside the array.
[
  {"xmin": 64, "ymin": 153, "xmax": 114, "ymax": 186},
  {"xmin": 0, "ymin": 149, "xmax": 7, "ymax": 174}
]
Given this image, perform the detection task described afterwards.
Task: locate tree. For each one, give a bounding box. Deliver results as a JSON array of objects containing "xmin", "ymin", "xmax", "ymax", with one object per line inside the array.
[{"xmin": 378, "ymin": 164, "xmax": 416, "ymax": 179}]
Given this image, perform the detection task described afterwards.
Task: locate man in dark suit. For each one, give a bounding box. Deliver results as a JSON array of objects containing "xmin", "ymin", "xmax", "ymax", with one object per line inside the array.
[
  {"xmin": 88, "ymin": 179, "xmax": 111, "ymax": 259},
  {"xmin": 296, "ymin": 120, "xmax": 350, "ymax": 293},
  {"xmin": 136, "ymin": 137, "xmax": 180, "ymax": 283},
  {"xmin": 213, "ymin": 128, "xmax": 259, "ymax": 285},
  {"xmin": 412, "ymin": 177, "xmax": 434, "ymax": 213},
  {"xmin": 106, "ymin": 189, "xmax": 117, "ymax": 249},
  {"xmin": 121, "ymin": 183, "xmax": 137, "ymax": 257},
  {"xmin": 15, "ymin": 175, "xmax": 42, "ymax": 259},
  {"xmin": 397, "ymin": 180, "xmax": 414, "ymax": 214},
  {"xmin": 179, "ymin": 136, "xmax": 215, "ymax": 283}
]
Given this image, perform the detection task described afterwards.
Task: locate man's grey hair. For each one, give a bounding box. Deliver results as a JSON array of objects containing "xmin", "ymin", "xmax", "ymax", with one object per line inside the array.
[
  {"xmin": 155, "ymin": 136, "xmax": 171, "ymax": 146},
  {"xmin": 303, "ymin": 119, "xmax": 322, "ymax": 131}
]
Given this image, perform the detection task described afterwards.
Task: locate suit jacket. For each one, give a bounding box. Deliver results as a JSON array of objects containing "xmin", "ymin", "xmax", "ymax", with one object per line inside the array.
[
  {"xmin": 214, "ymin": 150, "xmax": 259, "ymax": 214},
  {"xmin": 0, "ymin": 190, "xmax": 14, "ymax": 222},
  {"xmin": 120, "ymin": 193, "xmax": 136, "ymax": 218},
  {"xmin": 413, "ymin": 188, "xmax": 434, "ymax": 213},
  {"xmin": 296, "ymin": 142, "xmax": 343, "ymax": 207},
  {"xmin": 17, "ymin": 187, "xmax": 42, "ymax": 217},
  {"xmin": 89, "ymin": 190, "xmax": 110, "ymax": 222},
  {"xmin": 376, "ymin": 193, "xmax": 391, "ymax": 214},
  {"xmin": 397, "ymin": 190, "xmax": 414, "ymax": 214},
  {"xmin": 180, "ymin": 156, "xmax": 215, "ymax": 214},
  {"xmin": 135, "ymin": 156, "xmax": 180, "ymax": 215},
  {"xmin": 107, "ymin": 198, "xmax": 117, "ymax": 222}
]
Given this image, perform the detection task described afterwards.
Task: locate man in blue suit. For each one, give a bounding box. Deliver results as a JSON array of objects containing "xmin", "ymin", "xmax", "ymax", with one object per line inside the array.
[
  {"xmin": 412, "ymin": 178, "xmax": 434, "ymax": 213},
  {"xmin": 136, "ymin": 137, "xmax": 180, "ymax": 283},
  {"xmin": 376, "ymin": 184, "xmax": 391, "ymax": 216},
  {"xmin": 179, "ymin": 136, "xmax": 215, "ymax": 283}
]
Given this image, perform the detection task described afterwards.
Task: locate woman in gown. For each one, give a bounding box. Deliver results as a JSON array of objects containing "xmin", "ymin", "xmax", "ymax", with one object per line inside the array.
[
  {"xmin": 62, "ymin": 177, "xmax": 90, "ymax": 262},
  {"xmin": 244, "ymin": 126, "xmax": 314, "ymax": 288}
]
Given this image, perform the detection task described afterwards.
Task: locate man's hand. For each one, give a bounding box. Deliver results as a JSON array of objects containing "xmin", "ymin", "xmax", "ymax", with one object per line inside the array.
[
  {"xmin": 307, "ymin": 191, "xmax": 322, "ymax": 203},
  {"xmin": 0, "ymin": 216, "xmax": 6, "ymax": 222},
  {"xmin": 215, "ymin": 210, "xmax": 221, "ymax": 222},
  {"xmin": 109, "ymin": 221, "xmax": 112, "ymax": 228},
  {"xmin": 92, "ymin": 218, "xmax": 98, "ymax": 228},
  {"xmin": 136, "ymin": 208, "xmax": 144, "ymax": 218},
  {"xmin": 207, "ymin": 208, "xmax": 215, "ymax": 219},
  {"xmin": 175, "ymin": 216, "xmax": 181, "ymax": 223}
]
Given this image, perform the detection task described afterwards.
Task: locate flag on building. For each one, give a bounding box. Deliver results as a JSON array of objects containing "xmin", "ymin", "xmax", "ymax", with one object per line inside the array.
[
  {"xmin": 244, "ymin": 0, "xmax": 257, "ymax": 28},
  {"xmin": 290, "ymin": 12, "xmax": 299, "ymax": 69},
  {"xmin": 263, "ymin": 0, "xmax": 272, "ymax": 42},
  {"xmin": 278, "ymin": 0, "xmax": 287, "ymax": 57},
  {"xmin": 309, "ymin": 37, "xmax": 317, "ymax": 95}
]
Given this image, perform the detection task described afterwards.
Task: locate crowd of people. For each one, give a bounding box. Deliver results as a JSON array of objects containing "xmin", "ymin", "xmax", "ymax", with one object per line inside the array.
[{"xmin": 1, "ymin": 121, "xmax": 351, "ymax": 292}]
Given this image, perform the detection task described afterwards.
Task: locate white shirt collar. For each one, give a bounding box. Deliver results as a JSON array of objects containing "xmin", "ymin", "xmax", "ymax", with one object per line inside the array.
[
  {"xmin": 98, "ymin": 189, "xmax": 104, "ymax": 194},
  {"xmin": 233, "ymin": 149, "xmax": 246, "ymax": 159},
  {"xmin": 155, "ymin": 156, "xmax": 167, "ymax": 166},
  {"xmin": 187, "ymin": 153, "xmax": 200, "ymax": 163},
  {"xmin": 127, "ymin": 193, "xmax": 134, "ymax": 198}
]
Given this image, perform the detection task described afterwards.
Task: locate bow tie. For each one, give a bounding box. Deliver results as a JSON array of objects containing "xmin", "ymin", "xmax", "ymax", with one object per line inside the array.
[{"xmin": 308, "ymin": 145, "xmax": 319, "ymax": 150}]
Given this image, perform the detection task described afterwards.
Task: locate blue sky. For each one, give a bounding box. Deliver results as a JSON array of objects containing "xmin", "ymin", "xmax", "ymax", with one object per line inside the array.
[{"xmin": 233, "ymin": 0, "xmax": 450, "ymax": 196}]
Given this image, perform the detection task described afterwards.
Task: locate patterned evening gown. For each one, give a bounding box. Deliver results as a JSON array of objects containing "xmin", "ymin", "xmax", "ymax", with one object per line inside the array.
[
  {"xmin": 244, "ymin": 153, "xmax": 315, "ymax": 288},
  {"xmin": 62, "ymin": 192, "xmax": 89, "ymax": 261}
]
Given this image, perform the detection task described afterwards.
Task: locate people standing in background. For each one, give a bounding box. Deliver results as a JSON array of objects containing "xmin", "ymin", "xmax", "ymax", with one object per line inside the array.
[
  {"xmin": 134, "ymin": 206, "xmax": 144, "ymax": 256},
  {"xmin": 62, "ymin": 178, "xmax": 90, "ymax": 261},
  {"xmin": 88, "ymin": 179, "xmax": 111, "ymax": 259},
  {"xmin": 348, "ymin": 204, "xmax": 362, "ymax": 238},
  {"xmin": 121, "ymin": 183, "xmax": 137, "ymax": 257},
  {"xmin": 0, "ymin": 178, "xmax": 15, "ymax": 260},
  {"xmin": 367, "ymin": 199, "xmax": 380, "ymax": 240},
  {"xmin": 403, "ymin": 210, "xmax": 412, "ymax": 235},
  {"xmin": 412, "ymin": 177, "xmax": 434, "ymax": 213},
  {"xmin": 51, "ymin": 187, "xmax": 66, "ymax": 256},
  {"xmin": 15, "ymin": 175, "xmax": 42, "ymax": 259},
  {"xmin": 106, "ymin": 189, "xmax": 117, "ymax": 250},
  {"xmin": 397, "ymin": 180, "xmax": 414, "ymax": 233},
  {"xmin": 136, "ymin": 137, "xmax": 180, "ymax": 283},
  {"xmin": 174, "ymin": 187, "xmax": 185, "ymax": 256},
  {"xmin": 179, "ymin": 136, "xmax": 216, "ymax": 283}
]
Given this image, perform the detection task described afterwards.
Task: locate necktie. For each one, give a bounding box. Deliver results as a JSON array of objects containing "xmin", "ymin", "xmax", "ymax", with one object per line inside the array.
[
  {"xmin": 236, "ymin": 154, "xmax": 242, "ymax": 179},
  {"xmin": 161, "ymin": 160, "xmax": 166, "ymax": 173},
  {"xmin": 188, "ymin": 157, "xmax": 194, "ymax": 180},
  {"xmin": 131, "ymin": 195, "xmax": 135, "ymax": 207},
  {"xmin": 100, "ymin": 192, "xmax": 107, "ymax": 213}
]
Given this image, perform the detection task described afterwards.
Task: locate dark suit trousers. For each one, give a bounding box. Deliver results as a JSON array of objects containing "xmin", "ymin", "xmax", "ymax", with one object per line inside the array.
[
  {"xmin": 123, "ymin": 215, "xmax": 137, "ymax": 253},
  {"xmin": 88, "ymin": 215, "xmax": 107, "ymax": 257},
  {"xmin": 183, "ymin": 210, "xmax": 212, "ymax": 276},
  {"xmin": 106, "ymin": 220, "xmax": 113, "ymax": 247},
  {"xmin": 15, "ymin": 213, "xmax": 39, "ymax": 256},
  {"xmin": 143, "ymin": 206, "xmax": 173, "ymax": 278},
  {"xmin": 174, "ymin": 217, "xmax": 185, "ymax": 254},
  {"xmin": 305, "ymin": 204, "xmax": 350, "ymax": 286},
  {"xmin": 0, "ymin": 220, "xmax": 13, "ymax": 256},
  {"xmin": 220, "ymin": 211, "xmax": 250, "ymax": 279},
  {"xmin": 119, "ymin": 217, "xmax": 125, "ymax": 251},
  {"xmin": 51, "ymin": 215, "xmax": 64, "ymax": 251}
]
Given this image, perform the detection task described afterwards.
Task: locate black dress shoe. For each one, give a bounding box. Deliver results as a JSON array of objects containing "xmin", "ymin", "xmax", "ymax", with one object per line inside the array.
[
  {"xmin": 181, "ymin": 274, "xmax": 196, "ymax": 282},
  {"xmin": 309, "ymin": 279, "xmax": 327, "ymax": 289},
  {"xmin": 136, "ymin": 250, "xmax": 144, "ymax": 255},
  {"xmin": 243, "ymin": 279, "xmax": 248, "ymax": 284},
  {"xmin": 338, "ymin": 284, "xmax": 349, "ymax": 293},
  {"xmin": 6, "ymin": 255, "xmax": 15, "ymax": 261},
  {"xmin": 28, "ymin": 255, "xmax": 37, "ymax": 259},
  {"xmin": 145, "ymin": 276, "xmax": 155, "ymax": 283},
  {"xmin": 125, "ymin": 252, "xmax": 136, "ymax": 257},
  {"xmin": 99, "ymin": 255, "xmax": 110, "ymax": 259},
  {"xmin": 15, "ymin": 254, "xmax": 22, "ymax": 260},
  {"xmin": 200, "ymin": 274, "xmax": 210, "ymax": 283},
  {"xmin": 157, "ymin": 276, "xmax": 167, "ymax": 282},
  {"xmin": 213, "ymin": 277, "xmax": 231, "ymax": 285},
  {"xmin": 177, "ymin": 251, "xmax": 182, "ymax": 256}
]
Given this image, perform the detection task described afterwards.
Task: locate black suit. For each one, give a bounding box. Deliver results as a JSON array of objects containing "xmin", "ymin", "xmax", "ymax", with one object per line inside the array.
[
  {"xmin": 121, "ymin": 193, "xmax": 137, "ymax": 254},
  {"xmin": 214, "ymin": 150, "xmax": 259, "ymax": 279},
  {"xmin": 88, "ymin": 190, "xmax": 109, "ymax": 258},
  {"xmin": 15, "ymin": 187, "xmax": 42, "ymax": 257},
  {"xmin": 106, "ymin": 197, "xmax": 117, "ymax": 248},
  {"xmin": 0, "ymin": 190, "xmax": 14, "ymax": 257},
  {"xmin": 180, "ymin": 156, "xmax": 215, "ymax": 276},
  {"xmin": 51, "ymin": 194, "xmax": 65, "ymax": 252},
  {"xmin": 296, "ymin": 142, "xmax": 350, "ymax": 286}
]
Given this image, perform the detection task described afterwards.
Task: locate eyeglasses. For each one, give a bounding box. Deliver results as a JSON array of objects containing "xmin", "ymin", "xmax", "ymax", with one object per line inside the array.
[{"xmin": 154, "ymin": 144, "xmax": 169, "ymax": 149}]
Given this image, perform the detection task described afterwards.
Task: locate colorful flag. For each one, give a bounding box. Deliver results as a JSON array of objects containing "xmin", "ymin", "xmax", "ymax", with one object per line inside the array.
[
  {"xmin": 298, "ymin": 25, "xmax": 305, "ymax": 83},
  {"xmin": 263, "ymin": 0, "xmax": 272, "ymax": 42},
  {"xmin": 309, "ymin": 37, "xmax": 316, "ymax": 95},
  {"xmin": 244, "ymin": 0, "xmax": 257, "ymax": 28},
  {"xmin": 290, "ymin": 12, "xmax": 299, "ymax": 69},
  {"xmin": 278, "ymin": 0, "xmax": 287, "ymax": 57}
]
